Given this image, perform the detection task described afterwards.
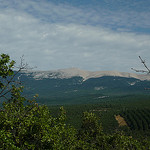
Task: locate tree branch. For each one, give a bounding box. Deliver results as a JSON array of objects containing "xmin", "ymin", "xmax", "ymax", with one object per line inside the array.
[
  {"xmin": 0, "ymin": 55, "xmax": 28, "ymax": 100},
  {"xmin": 131, "ymin": 56, "xmax": 150, "ymax": 74}
]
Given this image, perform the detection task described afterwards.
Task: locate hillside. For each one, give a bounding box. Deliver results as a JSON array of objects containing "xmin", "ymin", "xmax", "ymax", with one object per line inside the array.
[{"xmin": 15, "ymin": 68, "xmax": 150, "ymax": 105}]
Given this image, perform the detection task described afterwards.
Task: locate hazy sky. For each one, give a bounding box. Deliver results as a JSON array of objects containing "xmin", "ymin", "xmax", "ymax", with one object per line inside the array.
[{"xmin": 0, "ymin": 0, "xmax": 150, "ymax": 72}]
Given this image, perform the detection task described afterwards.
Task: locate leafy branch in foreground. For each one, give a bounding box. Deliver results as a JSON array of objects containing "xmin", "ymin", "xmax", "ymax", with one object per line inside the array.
[
  {"xmin": 0, "ymin": 54, "xmax": 28, "ymax": 101},
  {"xmin": 0, "ymin": 53, "xmax": 80, "ymax": 149}
]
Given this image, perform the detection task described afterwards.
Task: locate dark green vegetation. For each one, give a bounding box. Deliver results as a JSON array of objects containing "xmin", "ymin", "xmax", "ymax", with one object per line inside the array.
[
  {"xmin": 49, "ymin": 96, "xmax": 150, "ymax": 138},
  {"xmin": 0, "ymin": 53, "xmax": 150, "ymax": 149},
  {"xmin": 120, "ymin": 109, "xmax": 150, "ymax": 131}
]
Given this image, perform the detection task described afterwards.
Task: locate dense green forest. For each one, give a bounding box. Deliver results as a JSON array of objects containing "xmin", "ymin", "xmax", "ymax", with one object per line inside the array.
[
  {"xmin": 0, "ymin": 53, "xmax": 150, "ymax": 149},
  {"xmin": 49, "ymin": 95, "xmax": 150, "ymax": 138}
]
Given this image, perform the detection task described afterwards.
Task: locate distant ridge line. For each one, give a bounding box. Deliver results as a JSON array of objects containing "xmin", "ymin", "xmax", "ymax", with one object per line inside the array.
[{"xmin": 22, "ymin": 68, "xmax": 150, "ymax": 81}]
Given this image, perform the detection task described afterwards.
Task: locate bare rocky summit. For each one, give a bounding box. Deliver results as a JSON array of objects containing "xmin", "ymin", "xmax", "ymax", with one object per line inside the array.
[{"xmin": 23, "ymin": 68, "xmax": 150, "ymax": 81}]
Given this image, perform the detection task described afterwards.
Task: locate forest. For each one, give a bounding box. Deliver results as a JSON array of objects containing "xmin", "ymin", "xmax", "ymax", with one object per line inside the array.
[
  {"xmin": 49, "ymin": 95, "xmax": 150, "ymax": 139},
  {"xmin": 0, "ymin": 53, "xmax": 150, "ymax": 149}
]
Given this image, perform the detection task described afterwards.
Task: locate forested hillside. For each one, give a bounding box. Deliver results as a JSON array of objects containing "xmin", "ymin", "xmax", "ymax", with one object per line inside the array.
[{"xmin": 13, "ymin": 71, "xmax": 150, "ymax": 105}]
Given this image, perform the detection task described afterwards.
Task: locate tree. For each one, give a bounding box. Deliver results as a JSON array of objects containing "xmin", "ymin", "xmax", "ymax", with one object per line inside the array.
[
  {"xmin": 0, "ymin": 54, "xmax": 28, "ymax": 101},
  {"xmin": 0, "ymin": 53, "xmax": 80, "ymax": 149}
]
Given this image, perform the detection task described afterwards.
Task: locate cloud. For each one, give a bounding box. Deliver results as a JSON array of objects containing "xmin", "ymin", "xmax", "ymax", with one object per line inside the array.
[
  {"xmin": 1, "ymin": 0, "xmax": 149, "ymax": 30},
  {"xmin": 0, "ymin": 0, "xmax": 150, "ymax": 72}
]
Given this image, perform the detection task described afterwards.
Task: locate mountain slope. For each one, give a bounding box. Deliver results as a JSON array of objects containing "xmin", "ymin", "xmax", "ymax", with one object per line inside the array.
[{"xmin": 16, "ymin": 68, "xmax": 150, "ymax": 105}]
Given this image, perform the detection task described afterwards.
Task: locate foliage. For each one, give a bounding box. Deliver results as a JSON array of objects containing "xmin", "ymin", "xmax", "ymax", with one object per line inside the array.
[
  {"xmin": 0, "ymin": 90, "xmax": 81, "ymax": 149},
  {"xmin": 0, "ymin": 54, "xmax": 80, "ymax": 149},
  {"xmin": 0, "ymin": 54, "xmax": 15, "ymax": 99},
  {"xmin": 0, "ymin": 53, "xmax": 150, "ymax": 149}
]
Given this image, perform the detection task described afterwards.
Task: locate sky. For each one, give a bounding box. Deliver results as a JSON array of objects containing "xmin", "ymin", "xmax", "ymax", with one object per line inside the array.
[{"xmin": 0, "ymin": 0, "xmax": 150, "ymax": 72}]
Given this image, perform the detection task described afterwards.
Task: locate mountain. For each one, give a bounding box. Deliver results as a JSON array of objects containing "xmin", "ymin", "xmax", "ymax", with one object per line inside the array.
[
  {"xmin": 17, "ymin": 68, "xmax": 150, "ymax": 105},
  {"xmin": 22, "ymin": 68, "xmax": 150, "ymax": 81}
]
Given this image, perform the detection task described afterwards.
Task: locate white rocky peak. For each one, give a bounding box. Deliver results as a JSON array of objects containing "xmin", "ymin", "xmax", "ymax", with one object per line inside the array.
[
  {"xmin": 23, "ymin": 68, "xmax": 150, "ymax": 81},
  {"xmin": 57, "ymin": 68, "xmax": 91, "ymax": 79}
]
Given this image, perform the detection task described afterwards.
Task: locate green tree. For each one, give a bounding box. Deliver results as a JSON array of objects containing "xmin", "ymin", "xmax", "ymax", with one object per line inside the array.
[
  {"xmin": 79, "ymin": 111, "xmax": 147, "ymax": 149},
  {"xmin": 0, "ymin": 54, "xmax": 80, "ymax": 149},
  {"xmin": 0, "ymin": 54, "xmax": 15, "ymax": 99}
]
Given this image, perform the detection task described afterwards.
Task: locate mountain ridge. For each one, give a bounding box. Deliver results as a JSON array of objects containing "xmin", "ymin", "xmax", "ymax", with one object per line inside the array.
[
  {"xmin": 16, "ymin": 68, "xmax": 150, "ymax": 105},
  {"xmin": 22, "ymin": 67, "xmax": 150, "ymax": 81}
]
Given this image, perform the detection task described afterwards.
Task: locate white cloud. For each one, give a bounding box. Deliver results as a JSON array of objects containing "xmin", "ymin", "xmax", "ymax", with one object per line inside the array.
[{"xmin": 0, "ymin": 0, "xmax": 150, "ymax": 72}]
